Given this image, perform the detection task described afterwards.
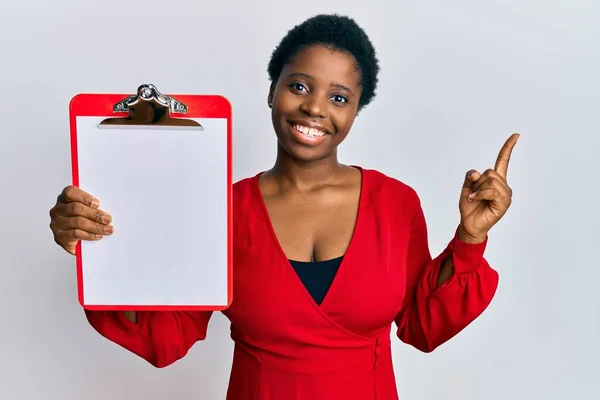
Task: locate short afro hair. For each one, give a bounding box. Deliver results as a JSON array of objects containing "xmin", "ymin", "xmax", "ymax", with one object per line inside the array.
[{"xmin": 267, "ymin": 14, "xmax": 380, "ymax": 111}]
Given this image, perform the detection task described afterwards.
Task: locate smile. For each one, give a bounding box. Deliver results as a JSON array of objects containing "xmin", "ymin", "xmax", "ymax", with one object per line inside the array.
[{"xmin": 291, "ymin": 124, "xmax": 327, "ymax": 138}]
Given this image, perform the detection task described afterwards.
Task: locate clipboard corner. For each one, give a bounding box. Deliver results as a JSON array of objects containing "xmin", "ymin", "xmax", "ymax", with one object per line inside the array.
[
  {"xmin": 69, "ymin": 93, "xmax": 83, "ymax": 112},
  {"xmin": 69, "ymin": 93, "xmax": 86, "ymax": 121},
  {"xmin": 213, "ymin": 94, "xmax": 233, "ymax": 115}
]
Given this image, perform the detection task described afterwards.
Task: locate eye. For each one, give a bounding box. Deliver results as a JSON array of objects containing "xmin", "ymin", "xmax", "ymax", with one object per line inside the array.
[
  {"xmin": 331, "ymin": 94, "xmax": 348, "ymax": 104},
  {"xmin": 289, "ymin": 82, "xmax": 308, "ymax": 93}
]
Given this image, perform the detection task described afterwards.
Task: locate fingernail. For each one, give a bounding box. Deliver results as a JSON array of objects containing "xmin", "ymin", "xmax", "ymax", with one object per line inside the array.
[
  {"xmin": 101, "ymin": 214, "xmax": 111, "ymax": 224},
  {"xmin": 468, "ymin": 192, "xmax": 476, "ymax": 200},
  {"xmin": 103, "ymin": 225, "xmax": 114, "ymax": 234},
  {"xmin": 90, "ymin": 198, "xmax": 100, "ymax": 208}
]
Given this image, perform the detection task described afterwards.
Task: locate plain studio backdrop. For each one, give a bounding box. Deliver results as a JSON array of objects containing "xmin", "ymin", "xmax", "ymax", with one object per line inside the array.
[{"xmin": 0, "ymin": 0, "xmax": 598, "ymax": 399}]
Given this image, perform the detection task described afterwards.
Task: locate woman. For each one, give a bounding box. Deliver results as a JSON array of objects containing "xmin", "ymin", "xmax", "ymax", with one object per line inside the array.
[{"xmin": 49, "ymin": 14, "xmax": 518, "ymax": 400}]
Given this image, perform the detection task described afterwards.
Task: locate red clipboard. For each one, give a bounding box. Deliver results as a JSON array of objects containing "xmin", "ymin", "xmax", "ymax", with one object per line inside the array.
[{"xmin": 69, "ymin": 84, "xmax": 233, "ymax": 311}]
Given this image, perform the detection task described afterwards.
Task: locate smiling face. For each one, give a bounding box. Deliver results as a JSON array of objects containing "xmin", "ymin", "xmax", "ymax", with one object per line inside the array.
[{"xmin": 268, "ymin": 45, "xmax": 363, "ymax": 162}]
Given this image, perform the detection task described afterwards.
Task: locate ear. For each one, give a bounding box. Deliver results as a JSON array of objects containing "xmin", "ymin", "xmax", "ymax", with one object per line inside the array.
[{"xmin": 267, "ymin": 83, "xmax": 275, "ymax": 108}]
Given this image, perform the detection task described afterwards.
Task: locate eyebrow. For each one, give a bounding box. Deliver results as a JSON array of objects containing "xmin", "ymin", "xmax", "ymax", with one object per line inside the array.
[{"xmin": 285, "ymin": 72, "xmax": 355, "ymax": 95}]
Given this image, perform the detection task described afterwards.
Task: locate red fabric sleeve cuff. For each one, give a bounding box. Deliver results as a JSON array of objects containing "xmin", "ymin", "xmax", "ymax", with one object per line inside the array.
[{"xmin": 448, "ymin": 228, "xmax": 487, "ymax": 273}]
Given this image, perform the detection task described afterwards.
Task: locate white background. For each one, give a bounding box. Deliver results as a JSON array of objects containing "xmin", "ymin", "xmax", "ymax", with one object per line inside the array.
[{"xmin": 0, "ymin": 0, "xmax": 598, "ymax": 399}]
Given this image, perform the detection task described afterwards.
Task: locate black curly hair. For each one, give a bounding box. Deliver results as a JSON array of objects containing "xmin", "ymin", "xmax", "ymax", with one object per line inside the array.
[{"xmin": 267, "ymin": 14, "xmax": 380, "ymax": 111}]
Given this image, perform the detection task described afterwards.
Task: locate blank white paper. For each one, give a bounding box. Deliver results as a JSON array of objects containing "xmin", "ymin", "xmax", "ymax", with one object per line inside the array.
[{"xmin": 75, "ymin": 116, "xmax": 229, "ymax": 307}]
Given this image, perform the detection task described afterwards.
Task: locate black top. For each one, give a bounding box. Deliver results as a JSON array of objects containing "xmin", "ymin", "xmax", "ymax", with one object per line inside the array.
[{"xmin": 289, "ymin": 256, "xmax": 343, "ymax": 305}]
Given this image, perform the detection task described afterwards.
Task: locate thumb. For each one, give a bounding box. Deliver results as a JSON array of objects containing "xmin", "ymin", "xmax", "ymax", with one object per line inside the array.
[
  {"xmin": 65, "ymin": 243, "xmax": 77, "ymax": 255},
  {"xmin": 462, "ymin": 169, "xmax": 481, "ymax": 190}
]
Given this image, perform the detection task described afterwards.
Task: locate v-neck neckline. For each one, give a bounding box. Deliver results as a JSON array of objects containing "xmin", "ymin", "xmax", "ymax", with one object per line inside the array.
[{"xmin": 252, "ymin": 166, "xmax": 366, "ymax": 310}]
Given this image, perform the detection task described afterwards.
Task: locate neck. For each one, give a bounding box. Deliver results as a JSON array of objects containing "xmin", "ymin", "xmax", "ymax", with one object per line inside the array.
[{"xmin": 269, "ymin": 146, "xmax": 346, "ymax": 191}]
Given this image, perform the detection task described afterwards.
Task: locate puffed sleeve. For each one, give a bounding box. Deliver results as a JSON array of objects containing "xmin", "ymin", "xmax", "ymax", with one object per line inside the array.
[
  {"xmin": 85, "ymin": 309, "xmax": 213, "ymax": 368},
  {"xmin": 394, "ymin": 193, "xmax": 499, "ymax": 352}
]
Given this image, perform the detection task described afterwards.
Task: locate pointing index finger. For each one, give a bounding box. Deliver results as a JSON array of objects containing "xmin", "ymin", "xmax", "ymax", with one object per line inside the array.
[{"xmin": 494, "ymin": 133, "xmax": 520, "ymax": 179}]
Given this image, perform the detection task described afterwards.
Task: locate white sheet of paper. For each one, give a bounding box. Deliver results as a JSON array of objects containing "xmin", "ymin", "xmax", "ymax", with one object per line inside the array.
[{"xmin": 75, "ymin": 116, "xmax": 229, "ymax": 307}]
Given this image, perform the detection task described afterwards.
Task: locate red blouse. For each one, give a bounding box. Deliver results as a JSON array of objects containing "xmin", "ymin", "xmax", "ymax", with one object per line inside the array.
[{"xmin": 85, "ymin": 167, "xmax": 499, "ymax": 400}]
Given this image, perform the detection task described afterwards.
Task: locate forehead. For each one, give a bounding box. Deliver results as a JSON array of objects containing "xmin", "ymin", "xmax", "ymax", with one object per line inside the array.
[{"xmin": 282, "ymin": 45, "xmax": 361, "ymax": 88}]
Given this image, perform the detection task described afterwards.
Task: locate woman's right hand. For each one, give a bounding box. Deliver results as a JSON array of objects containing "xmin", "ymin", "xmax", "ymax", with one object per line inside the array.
[{"xmin": 49, "ymin": 185, "xmax": 114, "ymax": 255}]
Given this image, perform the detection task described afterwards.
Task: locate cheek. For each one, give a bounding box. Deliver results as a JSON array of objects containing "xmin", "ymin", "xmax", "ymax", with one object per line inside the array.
[
  {"xmin": 274, "ymin": 87, "xmax": 299, "ymax": 106},
  {"xmin": 332, "ymin": 109, "xmax": 357, "ymax": 133}
]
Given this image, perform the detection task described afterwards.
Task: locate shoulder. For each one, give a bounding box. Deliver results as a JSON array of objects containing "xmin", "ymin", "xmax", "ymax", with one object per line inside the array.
[
  {"xmin": 233, "ymin": 175, "xmax": 256, "ymax": 192},
  {"xmin": 232, "ymin": 174, "xmax": 259, "ymax": 204},
  {"xmin": 230, "ymin": 174, "xmax": 262, "ymax": 227},
  {"xmin": 361, "ymin": 167, "xmax": 421, "ymax": 206}
]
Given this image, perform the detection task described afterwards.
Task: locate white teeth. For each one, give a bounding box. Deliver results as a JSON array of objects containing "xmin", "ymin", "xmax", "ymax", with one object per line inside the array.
[{"xmin": 293, "ymin": 124, "xmax": 326, "ymax": 137}]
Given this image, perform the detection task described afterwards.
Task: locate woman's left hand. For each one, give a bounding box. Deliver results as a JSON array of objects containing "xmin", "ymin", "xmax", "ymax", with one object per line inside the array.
[{"xmin": 457, "ymin": 133, "xmax": 520, "ymax": 244}]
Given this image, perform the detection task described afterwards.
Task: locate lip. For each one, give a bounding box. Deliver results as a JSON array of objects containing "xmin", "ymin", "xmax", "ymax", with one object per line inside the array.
[
  {"xmin": 287, "ymin": 119, "xmax": 331, "ymax": 136},
  {"xmin": 287, "ymin": 121, "xmax": 331, "ymax": 146}
]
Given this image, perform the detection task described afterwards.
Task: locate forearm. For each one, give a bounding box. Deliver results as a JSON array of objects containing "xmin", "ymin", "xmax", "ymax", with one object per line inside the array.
[
  {"xmin": 436, "ymin": 256, "xmax": 454, "ymax": 287},
  {"xmin": 86, "ymin": 309, "xmax": 213, "ymax": 368},
  {"xmin": 437, "ymin": 225, "xmax": 487, "ymax": 287}
]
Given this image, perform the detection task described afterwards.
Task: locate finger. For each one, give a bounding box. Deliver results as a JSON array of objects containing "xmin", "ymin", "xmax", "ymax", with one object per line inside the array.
[
  {"xmin": 57, "ymin": 215, "xmax": 114, "ymax": 236},
  {"xmin": 467, "ymin": 189, "xmax": 512, "ymax": 216},
  {"xmin": 469, "ymin": 178, "xmax": 511, "ymax": 199},
  {"xmin": 58, "ymin": 201, "xmax": 112, "ymax": 225},
  {"xmin": 55, "ymin": 228, "xmax": 105, "ymax": 245},
  {"xmin": 58, "ymin": 186, "xmax": 100, "ymax": 208},
  {"xmin": 64, "ymin": 244, "xmax": 76, "ymax": 255},
  {"xmin": 470, "ymin": 169, "xmax": 508, "ymax": 193},
  {"xmin": 462, "ymin": 169, "xmax": 482, "ymax": 190},
  {"xmin": 494, "ymin": 133, "xmax": 520, "ymax": 179},
  {"xmin": 467, "ymin": 187, "xmax": 504, "ymax": 202},
  {"xmin": 468, "ymin": 174, "xmax": 512, "ymax": 205}
]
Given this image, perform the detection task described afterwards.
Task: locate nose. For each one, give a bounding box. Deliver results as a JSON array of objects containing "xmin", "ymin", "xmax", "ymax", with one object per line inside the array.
[{"xmin": 300, "ymin": 93, "xmax": 328, "ymax": 119}]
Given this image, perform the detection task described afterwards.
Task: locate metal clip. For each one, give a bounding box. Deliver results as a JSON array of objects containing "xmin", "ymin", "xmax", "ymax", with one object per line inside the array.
[{"xmin": 100, "ymin": 84, "xmax": 202, "ymax": 129}]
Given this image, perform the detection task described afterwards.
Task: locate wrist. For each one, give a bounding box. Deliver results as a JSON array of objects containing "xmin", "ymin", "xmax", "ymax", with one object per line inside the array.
[
  {"xmin": 457, "ymin": 224, "xmax": 487, "ymax": 244},
  {"xmin": 449, "ymin": 226, "xmax": 488, "ymax": 274}
]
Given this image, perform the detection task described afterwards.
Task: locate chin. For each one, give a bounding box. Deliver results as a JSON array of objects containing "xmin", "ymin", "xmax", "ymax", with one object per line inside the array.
[
  {"xmin": 278, "ymin": 140, "xmax": 337, "ymax": 163},
  {"xmin": 276, "ymin": 122, "xmax": 336, "ymax": 161}
]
